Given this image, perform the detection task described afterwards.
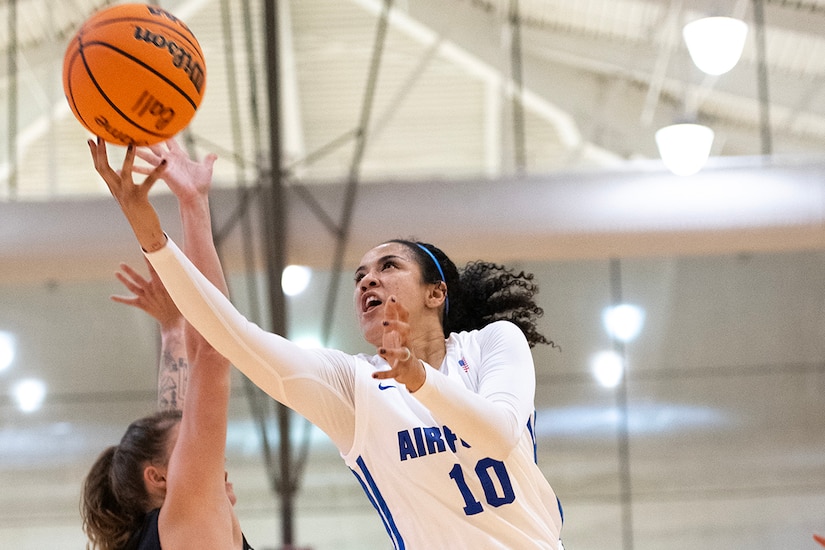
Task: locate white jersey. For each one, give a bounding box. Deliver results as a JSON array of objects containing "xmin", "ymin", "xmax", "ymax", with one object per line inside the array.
[{"xmin": 147, "ymin": 239, "xmax": 563, "ymax": 549}]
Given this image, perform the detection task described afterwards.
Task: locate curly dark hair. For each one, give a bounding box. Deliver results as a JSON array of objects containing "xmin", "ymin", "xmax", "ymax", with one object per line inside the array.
[{"xmin": 387, "ymin": 239, "xmax": 555, "ymax": 348}]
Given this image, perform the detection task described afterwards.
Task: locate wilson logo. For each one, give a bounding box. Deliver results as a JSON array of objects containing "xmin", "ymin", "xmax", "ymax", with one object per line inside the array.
[{"xmin": 132, "ymin": 26, "xmax": 205, "ymax": 94}]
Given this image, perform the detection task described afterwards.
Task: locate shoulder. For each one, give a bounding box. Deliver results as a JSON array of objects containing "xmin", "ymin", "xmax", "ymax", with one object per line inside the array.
[
  {"xmin": 452, "ymin": 320, "xmax": 527, "ymax": 345},
  {"xmin": 448, "ymin": 321, "xmax": 530, "ymax": 367}
]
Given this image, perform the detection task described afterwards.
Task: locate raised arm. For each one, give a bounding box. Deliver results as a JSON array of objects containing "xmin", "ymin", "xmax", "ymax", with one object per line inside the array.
[
  {"xmin": 413, "ymin": 320, "xmax": 537, "ymax": 460},
  {"xmin": 133, "ymin": 138, "xmax": 226, "ymax": 296},
  {"xmin": 90, "ymin": 137, "xmax": 358, "ymax": 452},
  {"xmin": 134, "ymin": 140, "xmax": 239, "ymax": 546},
  {"xmin": 89, "ymin": 138, "xmax": 241, "ymax": 548},
  {"xmin": 111, "ymin": 259, "xmax": 188, "ymax": 411},
  {"xmin": 88, "ymin": 138, "xmax": 169, "ymax": 253}
]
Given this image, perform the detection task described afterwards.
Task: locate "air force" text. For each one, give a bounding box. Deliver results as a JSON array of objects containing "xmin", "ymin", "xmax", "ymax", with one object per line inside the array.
[{"xmin": 398, "ymin": 425, "xmax": 471, "ymax": 461}]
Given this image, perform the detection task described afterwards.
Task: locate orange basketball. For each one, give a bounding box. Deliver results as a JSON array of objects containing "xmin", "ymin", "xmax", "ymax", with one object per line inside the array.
[{"xmin": 62, "ymin": 3, "xmax": 206, "ymax": 146}]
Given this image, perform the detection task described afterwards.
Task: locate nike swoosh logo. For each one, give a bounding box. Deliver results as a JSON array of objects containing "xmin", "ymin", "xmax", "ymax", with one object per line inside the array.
[{"xmin": 378, "ymin": 383, "xmax": 396, "ymax": 390}]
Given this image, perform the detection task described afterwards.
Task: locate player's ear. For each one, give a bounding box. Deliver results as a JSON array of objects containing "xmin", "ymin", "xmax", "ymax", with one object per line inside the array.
[
  {"xmin": 427, "ymin": 281, "xmax": 447, "ymax": 309},
  {"xmin": 144, "ymin": 464, "xmax": 168, "ymax": 491}
]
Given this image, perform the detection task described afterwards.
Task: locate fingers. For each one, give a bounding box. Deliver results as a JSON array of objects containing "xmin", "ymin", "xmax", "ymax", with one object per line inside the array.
[
  {"xmin": 88, "ymin": 137, "xmax": 108, "ymax": 174},
  {"xmin": 381, "ymin": 296, "xmax": 403, "ymax": 351},
  {"xmin": 373, "ymin": 345, "xmax": 426, "ymax": 391},
  {"xmin": 373, "ymin": 295, "xmax": 419, "ymax": 380},
  {"xmin": 110, "ymin": 259, "xmax": 179, "ymax": 323},
  {"xmin": 141, "ymin": 138, "xmax": 178, "ymax": 162},
  {"xmin": 89, "ymin": 138, "xmax": 127, "ymax": 200},
  {"xmin": 115, "ymin": 264, "xmax": 148, "ymax": 295},
  {"xmin": 110, "ymin": 294, "xmax": 141, "ymax": 308},
  {"xmin": 203, "ymin": 152, "xmax": 217, "ymax": 171},
  {"xmin": 371, "ymin": 368, "xmax": 394, "ymax": 381},
  {"xmin": 382, "ymin": 295, "xmax": 411, "ymax": 325},
  {"xmin": 121, "ymin": 144, "xmax": 136, "ymax": 175},
  {"xmin": 166, "ymin": 137, "xmax": 183, "ymax": 153},
  {"xmin": 381, "ymin": 296, "xmax": 410, "ymax": 345},
  {"xmin": 114, "ymin": 272, "xmax": 143, "ymax": 296},
  {"xmin": 132, "ymin": 146, "xmax": 166, "ymax": 178},
  {"xmin": 86, "ymin": 139, "xmax": 98, "ymax": 168},
  {"xmin": 385, "ymin": 295, "xmax": 410, "ymax": 323},
  {"xmin": 134, "ymin": 146, "xmax": 162, "ymax": 167},
  {"xmin": 377, "ymin": 345, "xmax": 412, "ymax": 366},
  {"xmin": 140, "ymin": 159, "xmax": 167, "ymax": 193},
  {"xmin": 119, "ymin": 262, "xmax": 147, "ymax": 283}
]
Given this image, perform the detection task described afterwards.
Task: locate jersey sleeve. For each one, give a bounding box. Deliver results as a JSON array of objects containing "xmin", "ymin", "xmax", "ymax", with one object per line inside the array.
[
  {"xmin": 412, "ymin": 321, "xmax": 536, "ymax": 460},
  {"xmin": 145, "ymin": 238, "xmax": 357, "ymax": 451}
]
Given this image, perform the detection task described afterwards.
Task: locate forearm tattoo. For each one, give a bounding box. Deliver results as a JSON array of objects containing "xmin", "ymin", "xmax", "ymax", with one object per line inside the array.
[{"xmin": 158, "ymin": 348, "xmax": 188, "ymax": 411}]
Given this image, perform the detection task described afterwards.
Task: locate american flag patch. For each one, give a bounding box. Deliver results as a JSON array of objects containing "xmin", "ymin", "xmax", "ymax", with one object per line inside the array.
[{"xmin": 459, "ymin": 357, "xmax": 470, "ymax": 373}]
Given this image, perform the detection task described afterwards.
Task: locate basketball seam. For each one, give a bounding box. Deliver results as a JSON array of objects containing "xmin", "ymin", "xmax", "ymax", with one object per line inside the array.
[
  {"xmin": 63, "ymin": 5, "xmax": 205, "ymax": 146},
  {"xmin": 64, "ymin": 44, "xmax": 94, "ymax": 136},
  {"xmin": 74, "ymin": 43, "xmax": 173, "ymax": 143},
  {"xmin": 81, "ymin": 40, "xmax": 199, "ymax": 111},
  {"xmin": 79, "ymin": 17, "xmax": 204, "ymax": 58}
]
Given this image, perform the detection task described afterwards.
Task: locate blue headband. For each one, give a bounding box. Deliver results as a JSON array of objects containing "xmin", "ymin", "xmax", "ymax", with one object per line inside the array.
[{"xmin": 416, "ymin": 243, "xmax": 449, "ymax": 316}]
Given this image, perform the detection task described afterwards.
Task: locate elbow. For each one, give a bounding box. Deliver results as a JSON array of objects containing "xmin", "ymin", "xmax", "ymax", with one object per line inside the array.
[
  {"xmin": 471, "ymin": 424, "xmax": 523, "ymax": 461},
  {"xmin": 490, "ymin": 433, "xmax": 522, "ymax": 461},
  {"xmin": 478, "ymin": 440, "xmax": 518, "ymax": 462}
]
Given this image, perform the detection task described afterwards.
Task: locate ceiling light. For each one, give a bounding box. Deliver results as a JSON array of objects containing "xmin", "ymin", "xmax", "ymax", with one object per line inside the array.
[
  {"xmin": 12, "ymin": 378, "xmax": 47, "ymax": 413},
  {"xmin": 683, "ymin": 16, "xmax": 748, "ymax": 76},
  {"xmin": 591, "ymin": 350, "xmax": 624, "ymax": 389},
  {"xmin": 602, "ymin": 304, "xmax": 646, "ymax": 343},
  {"xmin": 281, "ymin": 265, "xmax": 312, "ymax": 296},
  {"xmin": 0, "ymin": 331, "xmax": 14, "ymax": 372},
  {"xmin": 655, "ymin": 122, "xmax": 714, "ymax": 176}
]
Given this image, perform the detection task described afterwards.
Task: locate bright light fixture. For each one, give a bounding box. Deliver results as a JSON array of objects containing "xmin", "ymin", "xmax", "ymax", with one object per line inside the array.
[
  {"xmin": 683, "ymin": 16, "xmax": 748, "ymax": 76},
  {"xmin": 281, "ymin": 265, "xmax": 312, "ymax": 296},
  {"xmin": 13, "ymin": 378, "xmax": 47, "ymax": 413},
  {"xmin": 591, "ymin": 350, "xmax": 624, "ymax": 389},
  {"xmin": 655, "ymin": 122, "xmax": 714, "ymax": 176},
  {"xmin": 0, "ymin": 331, "xmax": 14, "ymax": 372},
  {"xmin": 602, "ymin": 304, "xmax": 646, "ymax": 343}
]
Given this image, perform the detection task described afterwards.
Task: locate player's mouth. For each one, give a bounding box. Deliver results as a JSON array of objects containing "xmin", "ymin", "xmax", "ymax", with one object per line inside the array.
[{"xmin": 362, "ymin": 293, "xmax": 383, "ymax": 313}]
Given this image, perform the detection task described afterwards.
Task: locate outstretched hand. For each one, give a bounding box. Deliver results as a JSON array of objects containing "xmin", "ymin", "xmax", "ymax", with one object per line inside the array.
[
  {"xmin": 88, "ymin": 137, "xmax": 168, "ymax": 252},
  {"xmin": 112, "ymin": 258, "xmax": 182, "ymax": 331},
  {"xmin": 133, "ymin": 138, "xmax": 216, "ymax": 206},
  {"xmin": 373, "ymin": 296, "xmax": 426, "ymax": 392}
]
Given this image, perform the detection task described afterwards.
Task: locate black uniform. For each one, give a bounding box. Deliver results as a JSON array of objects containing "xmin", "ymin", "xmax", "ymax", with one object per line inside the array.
[{"xmin": 126, "ymin": 509, "xmax": 254, "ymax": 550}]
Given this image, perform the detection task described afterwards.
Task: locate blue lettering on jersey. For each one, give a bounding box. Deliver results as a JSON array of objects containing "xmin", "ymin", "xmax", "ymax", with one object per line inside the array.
[
  {"xmin": 398, "ymin": 431, "xmax": 417, "ymax": 460},
  {"xmin": 412, "ymin": 427, "xmax": 426, "ymax": 454},
  {"xmin": 398, "ymin": 425, "xmax": 471, "ymax": 461},
  {"xmin": 443, "ymin": 425, "xmax": 459, "ymax": 452},
  {"xmin": 423, "ymin": 427, "xmax": 446, "ymax": 454}
]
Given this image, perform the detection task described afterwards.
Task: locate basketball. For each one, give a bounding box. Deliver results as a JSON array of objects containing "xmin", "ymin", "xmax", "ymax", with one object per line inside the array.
[{"xmin": 62, "ymin": 3, "xmax": 206, "ymax": 146}]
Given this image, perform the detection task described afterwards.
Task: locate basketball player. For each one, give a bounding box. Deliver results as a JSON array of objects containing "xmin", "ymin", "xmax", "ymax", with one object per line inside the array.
[
  {"xmin": 81, "ymin": 145, "xmax": 253, "ymax": 549},
  {"xmin": 89, "ymin": 136, "xmax": 564, "ymax": 549}
]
